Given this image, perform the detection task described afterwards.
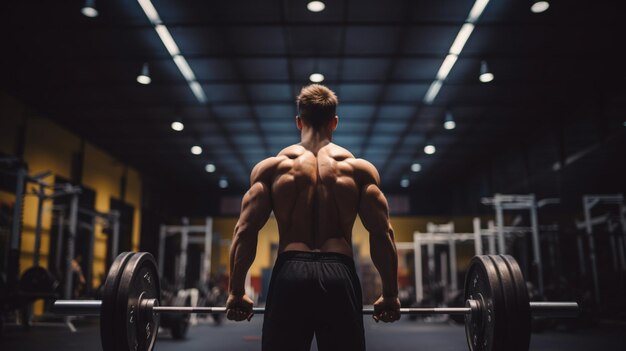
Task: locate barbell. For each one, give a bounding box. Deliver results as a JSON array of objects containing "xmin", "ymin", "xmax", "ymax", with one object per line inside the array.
[{"xmin": 51, "ymin": 252, "xmax": 579, "ymax": 351}]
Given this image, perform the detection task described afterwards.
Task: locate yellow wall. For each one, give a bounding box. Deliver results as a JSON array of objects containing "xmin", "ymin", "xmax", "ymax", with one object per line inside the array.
[
  {"xmin": 82, "ymin": 144, "xmax": 142, "ymax": 287},
  {"xmin": 0, "ymin": 91, "xmax": 143, "ymax": 314}
]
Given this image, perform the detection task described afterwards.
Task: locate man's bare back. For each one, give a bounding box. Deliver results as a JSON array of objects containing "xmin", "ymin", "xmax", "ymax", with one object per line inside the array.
[
  {"xmin": 252, "ymin": 142, "xmax": 377, "ymax": 257},
  {"xmin": 226, "ymin": 85, "xmax": 399, "ymax": 350}
]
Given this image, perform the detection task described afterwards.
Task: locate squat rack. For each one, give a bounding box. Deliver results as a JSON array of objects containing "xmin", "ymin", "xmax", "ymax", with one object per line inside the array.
[
  {"xmin": 481, "ymin": 194, "xmax": 560, "ymax": 298},
  {"xmin": 75, "ymin": 207, "xmax": 120, "ymax": 296},
  {"xmin": 575, "ymin": 194, "xmax": 626, "ymax": 305},
  {"xmin": 157, "ymin": 217, "xmax": 214, "ymax": 290},
  {"xmin": 396, "ymin": 218, "xmax": 495, "ymax": 303}
]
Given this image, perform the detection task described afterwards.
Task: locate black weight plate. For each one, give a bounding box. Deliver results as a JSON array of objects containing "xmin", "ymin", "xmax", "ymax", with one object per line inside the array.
[
  {"xmin": 499, "ymin": 255, "xmax": 531, "ymax": 350},
  {"xmin": 488, "ymin": 256, "xmax": 525, "ymax": 351},
  {"xmin": 115, "ymin": 252, "xmax": 160, "ymax": 351},
  {"xmin": 19, "ymin": 267, "xmax": 58, "ymax": 294},
  {"xmin": 464, "ymin": 255, "xmax": 506, "ymax": 351},
  {"xmin": 101, "ymin": 252, "xmax": 135, "ymax": 351}
]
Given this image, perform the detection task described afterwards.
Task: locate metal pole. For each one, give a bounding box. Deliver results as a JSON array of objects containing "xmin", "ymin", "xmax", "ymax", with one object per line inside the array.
[
  {"xmin": 619, "ymin": 204, "xmax": 626, "ymax": 270},
  {"xmin": 495, "ymin": 196, "xmax": 506, "ymax": 254},
  {"xmin": 487, "ymin": 220, "xmax": 496, "ymax": 255},
  {"xmin": 178, "ymin": 218, "xmax": 189, "ymax": 290},
  {"xmin": 609, "ymin": 234, "xmax": 619, "ymax": 271},
  {"xmin": 583, "ymin": 196, "xmax": 601, "ymax": 305},
  {"xmin": 201, "ymin": 217, "xmax": 213, "ymax": 287},
  {"xmin": 7, "ymin": 167, "xmax": 26, "ymax": 290},
  {"xmin": 448, "ymin": 238, "xmax": 457, "ymax": 293},
  {"xmin": 55, "ymin": 208, "xmax": 66, "ymax": 276},
  {"xmin": 576, "ymin": 233, "xmax": 586, "ymax": 275},
  {"xmin": 473, "ymin": 217, "xmax": 482, "ymax": 255},
  {"xmin": 51, "ymin": 300, "xmax": 579, "ymax": 319},
  {"xmin": 158, "ymin": 225, "xmax": 166, "ymax": 278},
  {"xmin": 64, "ymin": 194, "xmax": 79, "ymax": 300},
  {"xmin": 617, "ymin": 236, "xmax": 626, "ymax": 271},
  {"xmin": 84, "ymin": 216, "xmax": 96, "ymax": 296},
  {"xmin": 414, "ymin": 233, "xmax": 423, "ymax": 303},
  {"xmin": 427, "ymin": 233, "xmax": 435, "ymax": 276},
  {"xmin": 32, "ymin": 185, "xmax": 46, "ymax": 266},
  {"xmin": 110, "ymin": 211, "xmax": 120, "ymax": 264},
  {"xmin": 529, "ymin": 195, "xmax": 544, "ymax": 297},
  {"xmin": 440, "ymin": 251, "xmax": 448, "ymax": 300}
]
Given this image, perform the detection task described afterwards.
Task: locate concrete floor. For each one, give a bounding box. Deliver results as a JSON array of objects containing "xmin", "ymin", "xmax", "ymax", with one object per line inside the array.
[{"xmin": 0, "ymin": 315, "xmax": 625, "ymax": 351}]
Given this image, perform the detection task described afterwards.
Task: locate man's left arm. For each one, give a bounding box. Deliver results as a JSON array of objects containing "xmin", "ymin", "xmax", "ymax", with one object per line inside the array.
[{"xmin": 227, "ymin": 174, "xmax": 272, "ymax": 321}]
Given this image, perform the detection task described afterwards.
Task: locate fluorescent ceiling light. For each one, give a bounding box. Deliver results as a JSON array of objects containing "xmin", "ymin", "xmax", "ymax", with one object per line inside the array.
[
  {"xmin": 449, "ymin": 23, "xmax": 475, "ymax": 55},
  {"xmin": 436, "ymin": 54, "xmax": 458, "ymax": 81},
  {"xmin": 307, "ymin": 1, "xmax": 326, "ymax": 12},
  {"xmin": 173, "ymin": 55, "xmax": 197, "ymax": 81},
  {"xmin": 423, "ymin": 0, "xmax": 489, "ymax": 104},
  {"xmin": 205, "ymin": 164, "xmax": 216, "ymax": 173},
  {"xmin": 423, "ymin": 80, "xmax": 443, "ymax": 104},
  {"xmin": 531, "ymin": 1, "xmax": 550, "ymax": 13},
  {"xmin": 411, "ymin": 163, "xmax": 422, "ymax": 172},
  {"xmin": 137, "ymin": 0, "xmax": 162, "ymax": 24},
  {"xmin": 467, "ymin": 0, "xmax": 490, "ymax": 23},
  {"xmin": 138, "ymin": 1, "xmax": 208, "ymax": 104},
  {"xmin": 191, "ymin": 146, "xmax": 202, "ymax": 155},
  {"xmin": 309, "ymin": 73, "xmax": 325, "ymax": 83},
  {"xmin": 189, "ymin": 81, "xmax": 207, "ymax": 103},
  {"xmin": 154, "ymin": 24, "xmax": 180, "ymax": 57}
]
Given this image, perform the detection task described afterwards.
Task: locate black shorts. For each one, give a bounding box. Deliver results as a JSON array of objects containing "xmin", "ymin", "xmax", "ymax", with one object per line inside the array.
[{"xmin": 262, "ymin": 251, "xmax": 365, "ymax": 351}]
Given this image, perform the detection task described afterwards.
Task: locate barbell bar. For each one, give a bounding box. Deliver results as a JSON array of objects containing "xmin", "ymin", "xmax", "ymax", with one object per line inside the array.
[
  {"xmin": 50, "ymin": 252, "xmax": 580, "ymax": 351},
  {"xmin": 52, "ymin": 300, "xmax": 579, "ymax": 318}
]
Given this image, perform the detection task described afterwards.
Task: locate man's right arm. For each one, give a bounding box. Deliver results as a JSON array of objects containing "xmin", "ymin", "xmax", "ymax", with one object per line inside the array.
[
  {"xmin": 359, "ymin": 182, "xmax": 398, "ymax": 297},
  {"xmin": 356, "ymin": 160, "xmax": 400, "ymax": 322}
]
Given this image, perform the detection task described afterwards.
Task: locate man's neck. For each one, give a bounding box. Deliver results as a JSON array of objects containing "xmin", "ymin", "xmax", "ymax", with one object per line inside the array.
[{"xmin": 299, "ymin": 127, "xmax": 332, "ymax": 154}]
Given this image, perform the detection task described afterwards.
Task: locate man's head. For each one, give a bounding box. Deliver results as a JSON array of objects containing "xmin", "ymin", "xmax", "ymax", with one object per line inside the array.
[{"xmin": 296, "ymin": 84, "xmax": 338, "ymax": 132}]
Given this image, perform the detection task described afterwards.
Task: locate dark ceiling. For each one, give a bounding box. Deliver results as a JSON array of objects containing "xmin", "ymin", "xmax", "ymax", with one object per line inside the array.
[{"xmin": 1, "ymin": 0, "xmax": 623, "ymax": 192}]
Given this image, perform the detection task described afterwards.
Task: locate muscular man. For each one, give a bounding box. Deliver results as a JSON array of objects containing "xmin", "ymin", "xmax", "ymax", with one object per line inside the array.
[{"xmin": 227, "ymin": 84, "xmax": 400, "ymax": 350}]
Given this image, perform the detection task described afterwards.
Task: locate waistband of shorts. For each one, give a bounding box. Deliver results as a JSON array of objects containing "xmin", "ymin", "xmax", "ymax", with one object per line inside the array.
[{"xmin": 276, "ymin": 250, "xmax": 355, "ymax": 267}]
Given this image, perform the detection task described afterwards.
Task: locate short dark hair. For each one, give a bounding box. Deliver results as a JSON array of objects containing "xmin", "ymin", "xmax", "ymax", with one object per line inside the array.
[{"xmin": 296, "ymin": 84, "xmax": 338, "ymax": 129}]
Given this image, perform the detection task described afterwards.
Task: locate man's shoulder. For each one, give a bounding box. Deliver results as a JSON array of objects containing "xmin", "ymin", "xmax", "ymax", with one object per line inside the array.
[
  {"xmin": 345, "ymin": 157, "xmax": 380, "ymax": 186},
  {"xmin": 277, "ymin": 144, "xmax": 306, "ymax": 158},
  {"xmin": 250, "ymin": 156, "xmax": 284, "ymax": 184}
]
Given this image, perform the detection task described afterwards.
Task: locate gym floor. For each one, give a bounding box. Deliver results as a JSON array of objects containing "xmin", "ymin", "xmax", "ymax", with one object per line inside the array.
[{"xmin": 1, "ymin": 316, "xmax": 625, "ymax": 350}]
